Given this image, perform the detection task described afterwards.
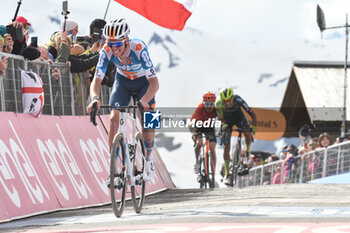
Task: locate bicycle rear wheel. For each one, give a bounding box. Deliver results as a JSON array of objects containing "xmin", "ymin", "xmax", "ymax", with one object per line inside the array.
[
  {"xmin": 110, "ymin": 133, "xmax": 127, "ymax": 218},
  {"xmin": 230, "ymin": 143, "xmax": 241, "ymax": 187},
  {"xmin": 131, "ymin": 132, "xmax": 146, "ymax": 213}
]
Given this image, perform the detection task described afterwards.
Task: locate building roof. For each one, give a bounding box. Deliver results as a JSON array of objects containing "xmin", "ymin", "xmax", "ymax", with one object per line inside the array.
[{"xmin": 280, "ymin": 61, "xmax": 350, "ymax": 137}]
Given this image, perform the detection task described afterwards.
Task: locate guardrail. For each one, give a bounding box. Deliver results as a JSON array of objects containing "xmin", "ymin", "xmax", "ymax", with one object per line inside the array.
[
  {"xmin": 0, "ymin": 52, "xmax": 111, "ymax": 116},
  {"xmin": 237, "ymin": 141, "xmax": 350, "ymax": 187}
]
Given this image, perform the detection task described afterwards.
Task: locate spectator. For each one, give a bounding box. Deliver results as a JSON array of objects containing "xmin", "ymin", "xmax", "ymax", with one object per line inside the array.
[
  {"xmin": 22, "ymin": 46, "xmax": 41, "ymax": 60},
  {"xmin": 71, "ymin": 44, "xmax": 85, "ymax": 55},
  {"xmin": 317, "ymin": 133, "xmax": 331, "ymax": 149},
  {"xmin": 0, "ymin": 57, "xmax": 8, "ymax": 77},
  {"xmin": 0, "ymin": 31, "xmax": 8, "ymax": 76},
  {"xmin": 8, "ymin": 20, "xmax": 28, "ymax": 55},
  {"xmin": 62, "ymin": 20, "xmax": 79, "ymax": 36},
  {"xmin": 15, "ymin": 16, "xmax": 31, "ymax": 31},
  {"xmin": 279, "ymin": 146, "xmax": 288, "ymax": 160},
  {"xmin": 37, "ymin": 46, "xmax": 53, "ymax": 63},
  {"xmin": 0, "ymin": 35, "xmax": 4, "ymax": 51},
  {"xmin": 298, "ymin": 124, "xmax": 311, "ymax": 149},
  {"xmin": 3, "ymin": 33, "xmax": 14, "ymax": 54},
  {"xmin": 252, "ymin": 153, "xmax": 264, "ymax": 167},
  {"xmin": 48, "ymin": 30, "xmax": 72, "ymax": 63},
  {"xmin": 281, "ymin": 144, "xmax": 298, "ymax": 183},
  {"xmin": 272, "ymin": 164, "xmax": 283, "ymax": 184}
]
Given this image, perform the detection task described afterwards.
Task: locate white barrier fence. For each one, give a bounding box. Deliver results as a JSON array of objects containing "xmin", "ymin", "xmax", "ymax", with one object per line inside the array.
[
  {"xmin": 0, "ymin": 52, "xmax": 111, "ymax": 116},
  {"xmin": 237, "ymin": 141, "xmax": 350, "ymax": 187}
]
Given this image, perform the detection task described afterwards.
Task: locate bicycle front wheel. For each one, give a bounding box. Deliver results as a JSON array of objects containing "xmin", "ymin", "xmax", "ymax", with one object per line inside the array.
[
  {"xmin": 131, "ymin": 132, "xmax": 146, "ymax": 213},
  {"xmin": 207, "ymin": 151, "xmax": 215, "ymax": 188},
  {"xmin": 110, "ymin": 133, "xmax": 127, "ymax": 218},
  {"xmin": 230, "ymin": 143, "xmax": 241, "ymax": 187},
  {"xmin": 199, "ymin": 157, "xmax": 205, "ymax": 189}
]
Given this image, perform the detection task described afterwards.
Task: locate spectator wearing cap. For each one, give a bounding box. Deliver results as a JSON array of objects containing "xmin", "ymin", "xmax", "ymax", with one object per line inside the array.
[
  {"xmin": 299, "ymin": 124, "xmax": 311, "ymax": 145},
  {"xmin": 15, "ymin": 16, "xmax": 31, "ymax": 31},
  {"xmin": 7, "ymin": 19, "xmax": 28, "ymax": 55},
  {"xmin": 252, "ymin": 153, "xmax": 264, "ymax": 167}
]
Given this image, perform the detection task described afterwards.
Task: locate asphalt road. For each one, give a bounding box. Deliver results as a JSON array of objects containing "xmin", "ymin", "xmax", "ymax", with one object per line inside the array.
[{"xmin": 1, "ymin": 184, "xmax": 350, "ymax": 232}]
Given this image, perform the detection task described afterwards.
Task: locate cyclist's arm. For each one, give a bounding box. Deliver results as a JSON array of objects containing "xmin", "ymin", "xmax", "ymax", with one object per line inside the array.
[
  {"xmin": 249, "ymin": 109, "xmax": 257, "ymax": 127},
  {"xmin": 140, "ymin": 77, "xmax": 159, "ymax": 108},
  {"xmin": 86, "ymin": 49, "xmax": 109, "ymax": 114},
  {"xmin": 238, "ymin": 96, "xmax": 257, "ymax": 127},
  {"xmin": 86, "ymin": 77, "xmax": 102, "ymax": 114},
  {"xmin": 189, "ymin": 107, "xmax": 201, "ymax": 133},
  {"xmin": 215, "ymin": 99, "xmax": 226, "ymax": 123}
]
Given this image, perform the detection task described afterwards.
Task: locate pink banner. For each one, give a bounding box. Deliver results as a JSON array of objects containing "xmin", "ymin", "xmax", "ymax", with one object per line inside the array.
[{"xmin": 0, "ymin": 112, "xmax": 174, "ymax": 222}]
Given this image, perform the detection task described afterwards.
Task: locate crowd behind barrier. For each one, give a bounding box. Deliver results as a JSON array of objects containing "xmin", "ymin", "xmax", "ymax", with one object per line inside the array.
[
  {"xmin": 0, "ymin": 52, "xmax": 111, "ymax": 116},
  {"xmin": 237, "ymin": 140, "xmax": 350, "ymax": 187}
]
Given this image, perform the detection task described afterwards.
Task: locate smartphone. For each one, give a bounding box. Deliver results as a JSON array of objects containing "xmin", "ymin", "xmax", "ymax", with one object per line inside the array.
[
  {"xmin": 62, "ymin": 0, "xmax": 69, "ymax": 15},
  {"xmin": 6, "ymin": 24, "xmax": 23, "ymax": 41},
  {"xmin": 31, "ymin": 36, "xmax": 38, "ymax": 47}
]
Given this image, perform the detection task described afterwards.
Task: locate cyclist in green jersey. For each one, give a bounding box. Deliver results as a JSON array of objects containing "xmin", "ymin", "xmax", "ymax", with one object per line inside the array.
[{"xmin": 215, "ymin": 88, "xmax": 257, "ymax": 185}]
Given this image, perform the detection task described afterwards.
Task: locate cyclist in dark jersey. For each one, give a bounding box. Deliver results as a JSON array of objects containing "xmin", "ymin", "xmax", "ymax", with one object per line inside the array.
[
  {"xmin": 189, "ymin": 91, "xmax": 217, "ymax": 175},
  {"xmin": 215, "ymin": 87, "xmax": 257, "ymax": 185}
]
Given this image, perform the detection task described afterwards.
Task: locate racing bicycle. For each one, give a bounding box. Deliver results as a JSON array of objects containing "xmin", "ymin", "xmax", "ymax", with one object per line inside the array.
[
  {"xmin": 90, "ymin": 94, "xmax": 147, "ymax": 218},
  {"xmin": 193, "ymin": 135, "xmax": 215, "ymax": 189},
  {"xmin": 229, "ymin": 128, "xmax": 254, "ymax": 187}
]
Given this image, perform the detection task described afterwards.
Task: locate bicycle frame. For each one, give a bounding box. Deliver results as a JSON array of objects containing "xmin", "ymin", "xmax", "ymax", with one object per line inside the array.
[
  {"xmin": 196, "ymin": 135, "xmax": 215, "ymax": 189},
  {"xmin": 117, "ymin": 110, "xmax": 138, "ymax": 186}
]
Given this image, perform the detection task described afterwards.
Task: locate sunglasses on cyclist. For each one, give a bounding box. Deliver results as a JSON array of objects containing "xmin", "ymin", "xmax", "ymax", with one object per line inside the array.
[
  {"xmin": 107, "ymin": 39, "xmax": 125, "ymax": 48},
  {"xmin": 203, "ymin": 102, "xmax": 215, "ymax": 107},
  {"xmin": 224, "ymin": 98, "xmax": 233, "ymax": 104}
]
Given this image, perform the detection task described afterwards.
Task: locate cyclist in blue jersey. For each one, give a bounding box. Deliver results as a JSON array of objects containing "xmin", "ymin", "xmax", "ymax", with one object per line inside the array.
[{"xmin": 86, "ymin": 19, "xmax": 159, "ymax": 184}]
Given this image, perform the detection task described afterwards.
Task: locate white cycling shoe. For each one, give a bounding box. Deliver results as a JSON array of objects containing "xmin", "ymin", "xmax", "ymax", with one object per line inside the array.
[
  {"xmin": 143, "ymin": 160, "xmax": 155, "ymax": 182},
  {"xmin": 105, "ymin": 176, "xmax": 122, "ymax": 189}
]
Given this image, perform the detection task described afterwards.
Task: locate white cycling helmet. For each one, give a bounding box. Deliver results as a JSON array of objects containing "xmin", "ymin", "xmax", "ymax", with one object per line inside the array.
[{"xmin": 103, "ymin": 18, "xmax": 130, "ymax": 40}]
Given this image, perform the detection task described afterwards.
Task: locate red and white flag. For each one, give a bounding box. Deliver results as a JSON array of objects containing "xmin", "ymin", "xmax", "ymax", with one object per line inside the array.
[
  {"xmin": 21, "ymin": 70, "xmax": 44, "ymax": 117},
  {"xmin": 113, "ymin": 0, "xmax": 197, "ymax": 30}
]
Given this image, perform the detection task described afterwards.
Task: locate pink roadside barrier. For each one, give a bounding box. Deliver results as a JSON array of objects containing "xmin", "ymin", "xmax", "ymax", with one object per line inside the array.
[{"xmin": 0, "ymin": 112, "xmax": 175, "ymax": 222}]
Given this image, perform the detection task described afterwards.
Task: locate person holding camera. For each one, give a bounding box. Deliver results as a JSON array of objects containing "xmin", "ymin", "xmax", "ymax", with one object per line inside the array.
[{"xmin": 62, "ymin": 19, "xmax": 79, "ymax": 37}]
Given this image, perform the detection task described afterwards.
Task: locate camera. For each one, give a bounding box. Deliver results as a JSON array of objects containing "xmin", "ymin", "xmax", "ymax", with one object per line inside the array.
[
  {"xmin": 76, "ymin": 36, "xmax": 90, "ymax": 43},
  {"xmin": 91, "ymin": 27, "xmax": 103, "ymax": 43},
  {"xmin": 62, "ymin": 0, "xmax": 69, "ymax": 16},
  {"xmin": 6, "ymin": 24, "xmax": 23, "ymax": 41}
]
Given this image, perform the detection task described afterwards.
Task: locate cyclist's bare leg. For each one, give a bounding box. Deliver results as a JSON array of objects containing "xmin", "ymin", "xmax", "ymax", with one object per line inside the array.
[
  {"xmin": 195, "ymin": 137, "xmax": 203, "ymax": 163},
  {"xmin": 109, "ymin": 110, "xmax": 120, "ymax": 148},
  {"xmin": 142, "ymin": 128, "xmax": 155, "ymax": 159},
  {"xmin": 243, "ymin": 131, "xmax": 252, "ymax": 166},
  {"xmin": 209, "ymin": 141, "xmax": 216, "ymax": 173}
]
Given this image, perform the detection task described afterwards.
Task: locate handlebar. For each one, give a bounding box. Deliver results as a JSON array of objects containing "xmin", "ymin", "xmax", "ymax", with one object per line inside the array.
[
  {"xmin": 89, "ymin": 101, "xmax": 144, "ymax": 127},
  {"xmin": 90, "ymin": 102, "xmax": 98, "ymax": 126},
  {"xmin": 218, "ymin": 127, "xmax": 255, "ymax": 142}
]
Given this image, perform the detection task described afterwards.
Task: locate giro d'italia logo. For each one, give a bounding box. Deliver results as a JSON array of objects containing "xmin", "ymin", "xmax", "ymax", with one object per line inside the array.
[{"xmin": 143, "ymin": 110, "xmax": 161, "ymax": 129}]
